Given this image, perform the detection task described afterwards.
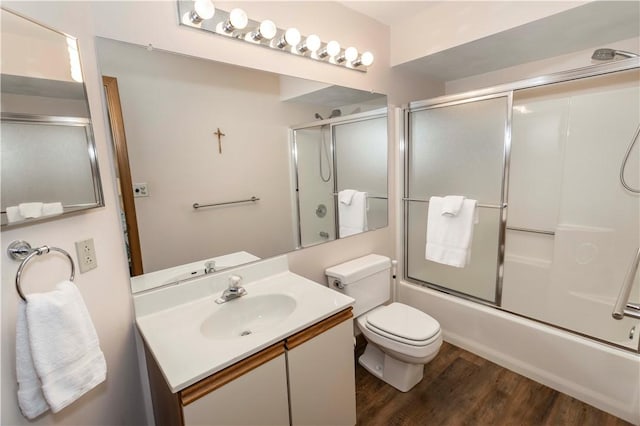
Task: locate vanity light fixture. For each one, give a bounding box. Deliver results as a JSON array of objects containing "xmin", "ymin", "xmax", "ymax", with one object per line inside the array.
[
  {"xmin": 318, "ymin": 40, "xmax": 341, "ymax": 58},
  {"xmin": 176, "ymin": 1, "xmax": 374, "ymax": 72},
  {"xmin": 250, "ymin": 19, "xmax": 277, "ymax": 41},
  {"xmin": 221, "ymin": 8, "xmax": 248, "ymax": 33},
  {"xmin": 353, "ymin": 51, "xmax": 374, "ymax": 67},
  {"xmin": 185, "ymin": 0, "xmax": 215, "ymax": 25},
  {"xmin": 298, "ymin": 34, "xmax": 321, "ymax": 54},
  {"xmin": 274, "ymin": 28, "xmax": 301, "ymax": 49}
]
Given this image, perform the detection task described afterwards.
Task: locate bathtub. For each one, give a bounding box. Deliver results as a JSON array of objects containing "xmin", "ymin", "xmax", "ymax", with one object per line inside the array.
[{"xmin": 397, "ymin": 281, "xmax": 640, "ymax": 425}]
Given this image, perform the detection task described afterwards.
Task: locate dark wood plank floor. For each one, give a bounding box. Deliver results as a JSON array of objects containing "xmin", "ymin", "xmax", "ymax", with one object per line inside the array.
[{"xmin": 355, "ymin": 341, "xmax": 631, "ymax": 426}]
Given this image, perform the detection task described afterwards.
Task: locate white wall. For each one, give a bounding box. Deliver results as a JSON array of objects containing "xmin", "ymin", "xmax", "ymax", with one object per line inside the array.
[
  {"xmin": 1, "ymin": 2, "xmax": 397, "ymax": 425},
  {"xmin": 1, "ymin": 2, "xmax": 146, "ymax": 425},
  {"xmin": 446, "ymin": 36, "xmax": 640, "ymax": 94},
  {"xmin": 390, "ymin": 1, "xmax": 583, "ymax": 66}
]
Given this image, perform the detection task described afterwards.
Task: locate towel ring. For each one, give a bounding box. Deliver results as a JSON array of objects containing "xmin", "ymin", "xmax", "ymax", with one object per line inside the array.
[{"xmin": 8, "ymin": 241, "xmax": 75, "ymax": 302}]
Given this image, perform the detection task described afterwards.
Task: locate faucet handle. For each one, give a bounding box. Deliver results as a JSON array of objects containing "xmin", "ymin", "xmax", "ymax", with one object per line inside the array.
[
  {"xmin": 204, "ymin": 260, "xmax": 216, "ymax": 273},
  {"xmin": 228, "ymin": 274, "xmax": 243, "ymax": 287}
]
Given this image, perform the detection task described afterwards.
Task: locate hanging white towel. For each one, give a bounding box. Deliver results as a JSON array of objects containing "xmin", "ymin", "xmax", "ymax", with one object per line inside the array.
[
  {"xmin": 18, "ymin": 203, "xmax": 44, "ymax": 219},
  {"xmin": 21, "ymin": 281, "xmax": 106, "ymax": 414},
  {"xmin": 441, "ymin": 195, "xmax": 465, "ymax": 217},
  {"xmin": 6, "ymin": 206, "xmax": 24, "ymax": 223},
  {"xmin": 338, "ymin": 189, "xmax": 357, "ymax": 205},
  {"xmin": 425, "ymin": 196, "xmax": 478, "ymax": 268},
  {"xmin": 16, "ymin": 301, "xmax": 49, "ymax": 419},
  {"xmin": 339, "ymin": 191, "xmax": 368, "ymax": 237},
  {"xmin": 42, "ymin": 202, "xmax": 64, "ymax": 217}
]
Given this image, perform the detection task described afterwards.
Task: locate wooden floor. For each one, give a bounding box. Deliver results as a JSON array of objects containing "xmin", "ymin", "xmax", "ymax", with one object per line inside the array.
[{"xmin": 355, "ymin": 341, "xmax": 631, "ymax": 426}]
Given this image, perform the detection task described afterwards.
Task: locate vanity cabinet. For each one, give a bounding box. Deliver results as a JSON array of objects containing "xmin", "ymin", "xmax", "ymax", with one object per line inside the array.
[{"xmin": 144, "ymin": 308, "xmax": 355, "ymax": 426}]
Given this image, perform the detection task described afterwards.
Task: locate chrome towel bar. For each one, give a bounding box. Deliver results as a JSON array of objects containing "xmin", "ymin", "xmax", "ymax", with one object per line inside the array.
[
  {"xmin": 193, "ymin": 196, "xmax": 260, "ymax": 209},
  {"xmin": 402, "ymin": 197, "xmax": 505, "ymax": 209},
  {"xmin": 7, "ymin": 240, "xmax": 75, "ymax": 302}
]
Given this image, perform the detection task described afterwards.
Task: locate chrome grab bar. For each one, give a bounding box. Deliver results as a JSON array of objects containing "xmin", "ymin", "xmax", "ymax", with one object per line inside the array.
[
  {"xmin": 612, "ymin": 247, "xmax": 640, "ymax": 320},
  {"xmin": 193, "ymin": 196, "xmax": 259, "ymax": 209}
]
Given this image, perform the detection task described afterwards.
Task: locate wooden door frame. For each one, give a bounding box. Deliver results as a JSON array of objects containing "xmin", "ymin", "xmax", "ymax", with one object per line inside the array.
[{"xmin": 102, "ymin": 75, "xmax": 144, "ymax": 276}]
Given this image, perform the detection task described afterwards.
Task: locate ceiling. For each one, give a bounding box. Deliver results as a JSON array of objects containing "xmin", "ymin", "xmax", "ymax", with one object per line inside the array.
[{"xmin": 341, "ymin": 1, "xmax": 640, "ymax": 81}]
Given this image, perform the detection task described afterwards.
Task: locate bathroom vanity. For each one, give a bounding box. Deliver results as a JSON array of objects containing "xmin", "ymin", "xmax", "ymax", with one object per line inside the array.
[{"xmin": 134, "ymin": 256, "xmax": 356, "ymax": 426}]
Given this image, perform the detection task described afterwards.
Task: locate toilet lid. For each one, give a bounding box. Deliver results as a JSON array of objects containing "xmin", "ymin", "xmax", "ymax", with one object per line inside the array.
[{"xmin": 366, "ymin": 303, "xmax": 440, "ymax": 342}]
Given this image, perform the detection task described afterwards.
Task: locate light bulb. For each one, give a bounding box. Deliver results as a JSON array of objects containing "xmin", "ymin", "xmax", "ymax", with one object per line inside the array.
[
  {"xmin": 275, "ymin": 28, "xmax": 301, "ymax": 48},
  {"xmin": 298, "ymin": 34, "xmax": 321, "ymax": 53},
  {"xmin": 284, "ymin": 28, "xmax": 301, "ymax": 47},
  {"xmin": 319, "ymin": 40, "xmax": 341, "ymax": 58},
  {"xmin": 223, "ymin": 8, "xmax": 248, "ymax": 32},
  {"xmin": 345, "ymin": 47, "xmax": 358, "ymax": 62},
  {"xmin": 187, "ymin": 0, "xmax": 215, "ymax": 24},
  {"xmin": 259, "ymin": 20, "xmax": 277, "ymax": 40},
  {"xmin": 326, "ymin": 41, "xmax": 341, "ymax": 57},
  {"xmin": 353, "ymin": 51, "xmax": 374, "ymax": 67}
]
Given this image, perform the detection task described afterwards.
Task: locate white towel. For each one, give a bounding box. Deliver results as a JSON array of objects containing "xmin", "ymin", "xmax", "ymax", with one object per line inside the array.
[
  {"xmin": 441, "ymin": 195, "xmax": 465, "ymax": 217},
  {"xmin": 338, "ymin": 189, "xmax": 357, "ymax": 205},
  {"xmin": 339, "ymin": 191, "xmax": 368, "ymax": 237},
  {"xmin": 16, "ymin": 302, "xmax": 49, "ymax": 419},
  {"xmin": 425, "ymin": 196, "xmax": 478, "ymax": 268},
  {"xmin": 6, "ymin": 206, "xmax": 24, "ymax": 223},
  {"xmin": 18, "ymin": 202, "xmax": 43, "ymax": 219},
  {"xmin": 42, "ymin": 202, "xmax": 64, "ymax": 217},
  {"xmin": 18, "ymin": 281, "xmax": 107, "ymax": 415}
]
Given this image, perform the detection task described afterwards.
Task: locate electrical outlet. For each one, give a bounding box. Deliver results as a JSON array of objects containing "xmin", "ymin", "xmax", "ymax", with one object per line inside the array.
[
  {"xmin": 133, "ymin": 183, "xmax": 149, "ymax": 197},
  {"xmin": 75, "ymin": 238, "xmax": 98, "ymax": 273}
]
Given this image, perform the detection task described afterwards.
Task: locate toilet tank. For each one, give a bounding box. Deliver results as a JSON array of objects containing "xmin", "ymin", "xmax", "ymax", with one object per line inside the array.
[{"xmin": 325, "ymin": 254, "xmax": 391, "ymax": 317}]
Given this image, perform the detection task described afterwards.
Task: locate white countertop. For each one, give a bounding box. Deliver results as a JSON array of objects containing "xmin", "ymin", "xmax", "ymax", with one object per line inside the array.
[{"xmin": 134, "ymin": 256, "xmax": 354, "ymax": 392}]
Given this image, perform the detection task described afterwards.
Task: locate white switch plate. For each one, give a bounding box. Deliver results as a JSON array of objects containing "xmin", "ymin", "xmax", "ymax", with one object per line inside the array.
[
  {"xmin": 133, "ymin": 183, "xmax": 149, "ymax": 197},
  {"xmin": 75, "ymin": 238, "xmax": 98, "ymax": 273}
]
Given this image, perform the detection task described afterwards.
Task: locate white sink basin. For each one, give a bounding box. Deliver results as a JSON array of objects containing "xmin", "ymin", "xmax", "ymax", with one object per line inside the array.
[
  {"xmin": 200, "ymin": 294, "xmax": 297, "ymax": 339},
  {"xmin": 134, "ymin": 256, "xmax": 354, "ymax": 392}
]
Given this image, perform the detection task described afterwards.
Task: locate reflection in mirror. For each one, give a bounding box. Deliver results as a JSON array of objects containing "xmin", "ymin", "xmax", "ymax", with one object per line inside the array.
[
  {"xmin": 95, "ymin": 38, "xmax": 387, "ymax": 291},
  {"xmin": 292, "ymin": 112, "xmax": 388, "ymax": 247},
  {"xmin": 0, "ymin": 8, "xmax": 103, "ymax": 227}
]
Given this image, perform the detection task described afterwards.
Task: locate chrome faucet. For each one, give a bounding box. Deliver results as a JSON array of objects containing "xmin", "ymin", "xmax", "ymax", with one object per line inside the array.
[
  {"xmin": 204, "ymin": 260, "xmax": 217, "ymax": 274},
  {"xmin": 215, "ymin": 275, "xmax": 247, "ymax": 304}
]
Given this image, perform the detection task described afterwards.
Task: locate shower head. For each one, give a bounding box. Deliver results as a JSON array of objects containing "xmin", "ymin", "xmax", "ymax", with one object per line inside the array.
[
  {"xmin": 328, "ymin": 109, "xmax": 342, "ymax": 118},
  {"xmin": 591, "ymin": 48, "xmax": 639, "ymax": 61}
]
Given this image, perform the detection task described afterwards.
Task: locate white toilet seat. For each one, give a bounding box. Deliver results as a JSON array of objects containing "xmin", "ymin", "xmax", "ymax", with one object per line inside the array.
[
  {"xmin": 365, "ymin": 302, "xmax": 441, "ymax": 346},
  {"xmin": 356, "ymin": 303, "xmax": 443, "ymax": 363}
]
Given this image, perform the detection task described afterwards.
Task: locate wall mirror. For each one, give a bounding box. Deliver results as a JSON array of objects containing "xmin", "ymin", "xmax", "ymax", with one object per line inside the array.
[
  {"xmin": 0, "ymin": 8, "xmax": 103, "ymax": 228},
  {"xmin": 95, "ymin": 38, "xmax": 387, "ymax": 292}
]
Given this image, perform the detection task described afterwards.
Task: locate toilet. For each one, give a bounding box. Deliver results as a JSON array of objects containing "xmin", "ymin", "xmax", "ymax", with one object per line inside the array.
[{"xmin": 325, "ymin": 254, "xmax": 442, "ymax": 392}]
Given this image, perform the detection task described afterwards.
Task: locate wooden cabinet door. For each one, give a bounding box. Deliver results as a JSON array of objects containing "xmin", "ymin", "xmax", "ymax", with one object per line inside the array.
[
  {"xmin": 287, "ymin": 317, "xmax": 356, "ymax": 426},
  {"xmin": 182, "ymin": 353, "xmax": 289, "ymax": 425}
]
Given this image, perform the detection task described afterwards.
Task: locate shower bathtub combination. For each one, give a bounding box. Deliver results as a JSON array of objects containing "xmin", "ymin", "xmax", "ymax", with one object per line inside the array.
[{"xmin": 399, "ymin": 57, "xmax": 640, "ymax": 423}]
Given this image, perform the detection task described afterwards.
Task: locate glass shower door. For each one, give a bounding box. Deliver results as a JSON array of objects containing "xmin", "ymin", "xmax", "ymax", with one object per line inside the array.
[
  {"xmin": 293, "ymin": 126, "xmax": 336, "ymax": 247},
  {"xmin": 406, "ymin": 94, "xmax": 511, "ymax": 304},
  {"xmin": 502, "ymin": 69, "xmax": 640, "ymax": 350}
]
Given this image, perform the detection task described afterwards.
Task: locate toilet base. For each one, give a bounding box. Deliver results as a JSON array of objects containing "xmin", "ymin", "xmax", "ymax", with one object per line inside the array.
[{"xmin": 358, "ymin": 344, "xmax": 424, "ymax": 392}]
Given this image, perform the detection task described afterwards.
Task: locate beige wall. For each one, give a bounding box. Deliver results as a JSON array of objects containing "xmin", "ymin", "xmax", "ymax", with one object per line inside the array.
[{"xmin": 0, "ymin": 2, "xmax": 396, "ymax": 425}]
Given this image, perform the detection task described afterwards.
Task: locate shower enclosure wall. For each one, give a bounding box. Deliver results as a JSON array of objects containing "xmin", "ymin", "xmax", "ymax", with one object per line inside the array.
[
  {"xmin": 404, "ymin": 61, "xmax": 640, "ymax": 353},
  {"xmin": 292, "ymin": 109, "xmax": 388, "ymax": 248}
]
